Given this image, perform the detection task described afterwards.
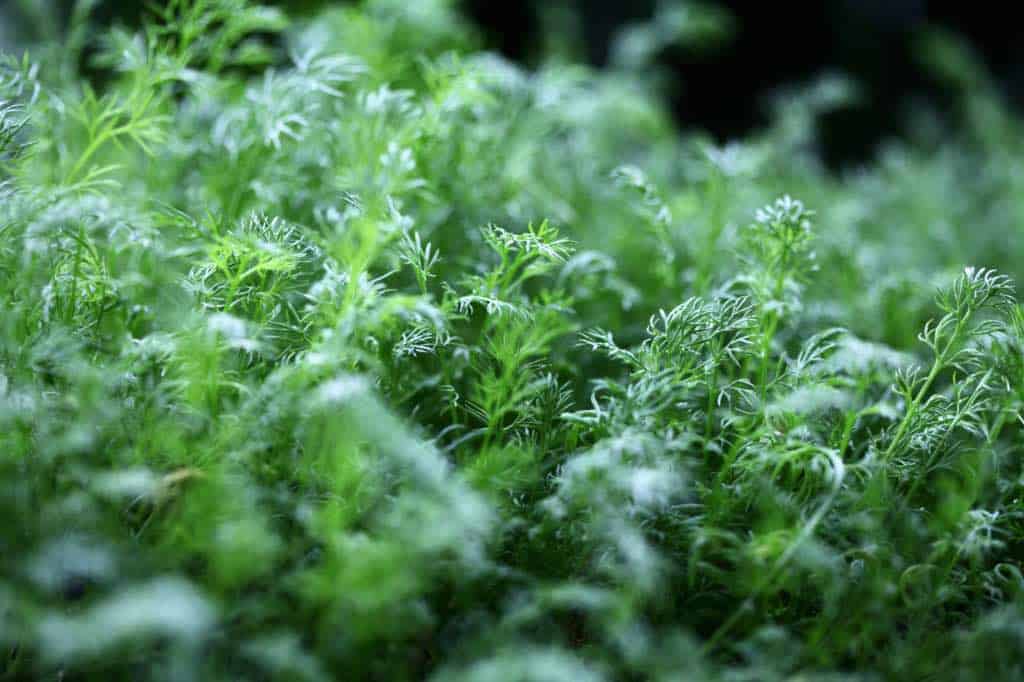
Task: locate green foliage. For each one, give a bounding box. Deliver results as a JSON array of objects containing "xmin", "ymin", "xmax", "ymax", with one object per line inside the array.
[{"xmin": 3, "ymin": 2, "xmax": 1024, "ymax": 680}]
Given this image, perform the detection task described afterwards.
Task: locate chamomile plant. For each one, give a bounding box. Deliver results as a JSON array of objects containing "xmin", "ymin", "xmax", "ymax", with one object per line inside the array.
[{"xmin": 2, "ymin": 1, "xmax": 1024, "ymax": 680}]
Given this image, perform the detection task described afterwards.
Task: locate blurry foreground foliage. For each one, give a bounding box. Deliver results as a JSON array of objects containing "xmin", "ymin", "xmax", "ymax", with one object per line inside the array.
[{"xmin": 4, "ymin": 1, "xmax": 1024, "ymax": 680}]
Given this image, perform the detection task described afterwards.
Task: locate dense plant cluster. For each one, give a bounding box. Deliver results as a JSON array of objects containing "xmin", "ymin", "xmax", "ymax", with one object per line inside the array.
[{"xmin": 3, "ymin": 1, "xmax": 1024, "ymax": 679}]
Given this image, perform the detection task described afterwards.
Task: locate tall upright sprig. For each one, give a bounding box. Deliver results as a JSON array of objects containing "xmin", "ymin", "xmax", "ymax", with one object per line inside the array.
[
  {"xmin": 737, "ymin": 195, "xmax": 816, "ymax": 404},
  {"xmin": 884, "ymin": 267, "xmax": 1014, "ymax": 462}
]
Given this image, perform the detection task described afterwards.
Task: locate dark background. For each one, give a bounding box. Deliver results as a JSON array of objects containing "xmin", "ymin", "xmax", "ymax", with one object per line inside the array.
[
  {"xmin": 5, "ymin": 0, "xmax": 1023, "ymax": 168},
  {"xmin": 465, "ymin": 0, "xmax": 1024, "ymax": 168}
]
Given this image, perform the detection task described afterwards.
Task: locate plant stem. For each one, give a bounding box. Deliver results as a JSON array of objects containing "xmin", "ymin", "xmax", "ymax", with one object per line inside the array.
[{"xmin": 883, "ymin": 318, "xmax": 965, "ymax": 460}]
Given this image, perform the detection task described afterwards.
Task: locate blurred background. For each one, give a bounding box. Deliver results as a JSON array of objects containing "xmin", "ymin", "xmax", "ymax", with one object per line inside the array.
[
  {"xmin": 470, "ymin": 1, "xmax": 1024, "ymax": 169},
  {"xmin": 2, "ymin": 0, "xmax": 1022, "ymax": 169}
]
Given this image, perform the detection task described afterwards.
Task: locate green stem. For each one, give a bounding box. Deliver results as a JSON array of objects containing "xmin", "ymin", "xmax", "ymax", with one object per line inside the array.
[
  {"xmin": 837, "ymin": 411, "xmax": 857, "ymax": 459},
  {"xmin": 64, "ymin": 133, "xmax": 108, "ymax": 185},
  {"xmin": 905, "ymin": 369, "xmax": 992, "ymax": 501},
  {"xmin": 883, "ymin": 318, "xmax": 965, "ymax": 460},
  {"xmin": 704, "ymin": 368, "xmax": 718, "ymax": 442}
]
